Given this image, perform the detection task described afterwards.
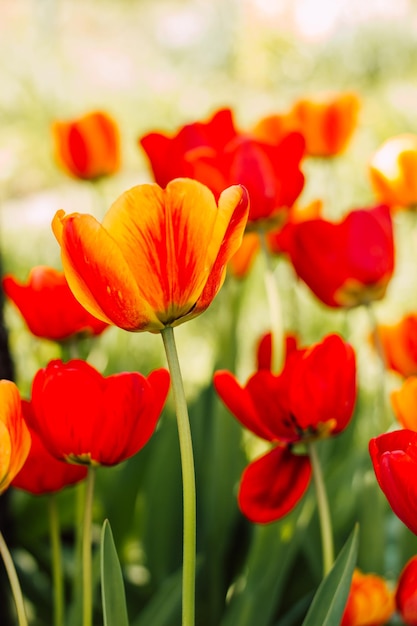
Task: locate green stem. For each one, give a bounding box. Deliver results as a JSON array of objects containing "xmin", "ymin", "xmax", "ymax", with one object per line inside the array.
[
  {"xmin": 82, "ymin": 466, "xmax": 96, "ymax": 626},
  {"xmin": 0, "ymin": 529, "xmax": 28, "ymax": 626},
  {"xmin": 259, "ymin": 229, "xmax": 284, "ymax": 373},
  {"xmin": 48, "ymin": 494, "xmax": 64, "ymax": 626},
  {"xmin": 307, "ymin": 441, "xmax": 334, "ymax": 577},
  {"xmin": 161, "ymin": 326, "xmax": 196, "ymax": 626}
]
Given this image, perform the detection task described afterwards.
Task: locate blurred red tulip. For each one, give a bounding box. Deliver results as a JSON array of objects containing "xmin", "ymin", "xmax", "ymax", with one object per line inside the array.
[
  {"xmin": 279, "ymin": 204, "xmax": 394, "ymax": 308},
  {"xmin": 396, "ymin": 556, "xmax": 417, "ymax": 625},
  {"xmin": 370, "ymin": 429, "xmax": 417, "ymax": 536},
  {"xmin": 27, "ymin": 360, "xmax": 170, "ymax": 467},
  {"xmin": 52, "ymin": 111, "xmax": 120, "ymax": 180},
  {"xmin": 214, "ymin": 334, "xmax": 356, "ymax": 523},
  {"xmin": 13, "ymin": 401, "xmax": 87, "ymax": 494},
  {"xmin": 3, "ymin": 266, "xmax": 109, "ymax": 341},
  {"xmin": 139, "ymin": 108, "xmax": 238, "ymax": 188},
  {"xmin": 341, "ymin": 569, "xmax": 395, "ymax": 626}
]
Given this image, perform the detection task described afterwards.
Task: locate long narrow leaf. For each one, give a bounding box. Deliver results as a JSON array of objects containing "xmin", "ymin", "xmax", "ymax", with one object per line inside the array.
[
  {"xmin": 302, "ymin": 525, "xmax": 359, "ymax": 626},
  {"xmin": 101, "ymin": 519, "xmax": 129, "ymax": 626}
]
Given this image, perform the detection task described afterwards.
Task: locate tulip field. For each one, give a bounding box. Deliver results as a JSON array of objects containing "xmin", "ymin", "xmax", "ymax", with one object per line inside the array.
[{"xmin": 3, "ymin": 1, "xmax": 417, "ymax": 625}]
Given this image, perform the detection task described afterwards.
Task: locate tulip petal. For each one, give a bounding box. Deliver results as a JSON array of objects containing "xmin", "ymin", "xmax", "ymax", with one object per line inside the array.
[
  {"xmin": 53, "ymin": 210, "xmax": 159, "ymax": 331},
  {"xmin": 370, "ymin": 430, "xmax": 417, "ymax": 536},
  {"xmin": 238, "ymin": 446, "xmax": 311, "ymax": 523}
]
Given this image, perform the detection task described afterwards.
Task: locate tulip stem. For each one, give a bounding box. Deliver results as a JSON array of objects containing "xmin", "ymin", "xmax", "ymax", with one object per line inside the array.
[
  {"xmin": 0, "ymin": 529, "xmax": 28, "ymax": 626},
  {"xmin": 161, "ymin": 326, "xmax": 196, "ymax": 626},
  {"xmin": 307, "ymin": 441, "xmax": 334, "ymax": 577},
  {"xmin": 48, "ymin": 494, "xmax": 64, "ymax": 626},
  {"xmin": 82, "ymin": 466, "xmax": 96, "ymax": 626},
  {"xmin": 259, "ymin": 229, "xmax": 284, "ymax": 374}
]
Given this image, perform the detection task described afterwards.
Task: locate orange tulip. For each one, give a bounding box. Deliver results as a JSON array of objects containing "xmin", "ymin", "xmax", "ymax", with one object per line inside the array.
[
  {"xmin": 369, "ymin": 134, "xmax": 417, "ymax": 208},
  {"xmin": 288, "ymin": 92, "xmax": 360, "ymax": 157},
  {"xmin": 391, "ymin": 377, "xmax": 417, "ymax": 431},
  {"xmin": 52, "ymin": 178, "xmax": 249, "ymax": 332},
  {"xmin": 52, "ymin": 110, "xmax": 120, "ymax": 180},
  {"xmin": 0, "ymin": 380, "xmax": 31, "ymax": 494},
  {"xmin": 341, "ymin": 569, "xmax": 395, "ymax": 626},
  {"xmin": 377, "ymin": 314, "xmax": 417, "ymax": 378}
]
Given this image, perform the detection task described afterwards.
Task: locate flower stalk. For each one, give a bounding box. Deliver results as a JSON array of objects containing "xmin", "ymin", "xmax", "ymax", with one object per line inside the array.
[
  {"xmin": 0, "ymin": 529, "xmax": 28, "ymax": 626},
  {"xmin": 259, "ymin": 228, "xmax": 283, "ymax": 374},
  {"xmin": 307, "ymin": 441, "xmax": 334, "ymax": 577},
  {"xmin": 82, "ymin": 466, "xmax": 96, "ymax": 626},
  {"xmin": 161, "ymin": 325, "xmax": 196, "ymax": 626}
]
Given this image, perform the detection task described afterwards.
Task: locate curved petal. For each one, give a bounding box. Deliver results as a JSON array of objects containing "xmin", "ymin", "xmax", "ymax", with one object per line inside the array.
[
  {"xmin": 0, "ymin": 381, "xmax": 31, "ymax": 493},
  {"xmin": 391, "ymin": 377, "xmax": 417, "ymax": 430},
  {"xmin": 396, "ymin": 556, "xmax": 417, "ymax": 625},
  {"xmin": 53, "ymin": 210, "xmax": 159, "ymax": 331},
  {"xmin": 238, "ymin": 446, "xmax": 311, "ymax": 523},
  {"xmin": 369, "ymin": 430, "xmax": 417, "ymax": 536},
  {"xmin": 213, "ymin": 371, "xmax": 275, "ymax": 441}
]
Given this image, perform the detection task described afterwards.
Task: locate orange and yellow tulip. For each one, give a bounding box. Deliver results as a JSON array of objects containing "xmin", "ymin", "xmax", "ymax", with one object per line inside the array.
[
  {"xmin": 52, "ymin": 110, "xmax": 120, "ymax": 180},
  {"xmin": 369, "ymin": 134, "xmax": 417, "ymax": 208},
  {"xmin": 0, "ymin": 380, "xmax": 31, "ymax": 494},
  {"xmin": 52, "ymin": 178, "xmax": 249, "ymax": 332},
  {"xmin": 341, "ymin": 569, "xmax": 395, "ymax": 626}
]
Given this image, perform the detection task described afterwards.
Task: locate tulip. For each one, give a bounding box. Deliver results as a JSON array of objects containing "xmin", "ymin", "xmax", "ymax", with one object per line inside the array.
[
  {"xmin": 27, "ymin": 359, "xmax": 170, "ymax": 467},
  {"xmin": 52, "ymin": 178, "xmax": 249, "ymax": 332},
  {"xmin": 341, "ymin": 569, "xmax": 395, "ymax": 626},
  {"xmin": 396, "ymin": 556, "xmax": 417, "ymax": 625},
  {"xmin": 0, "ymin": 380, "xmax": 31, "ymax": 494},
  {"xmin": 52, "ymin": 110, "xmax": 120, "ymax": 180},
  {"xmin": 12, "ymin": 402, "xmax": 87, "ymax": 494},
  {"xmin": 3, "ymin": 266, "xmax": 108, "ymax": 341},
  {"xmin": 279, "ymin": 204, "xmax": 394, "ymax": 308},
  {"xmin": 139, "ymin": 108, "xmax": 238, "ymax": 188},
  {"xmin": 376, "ymin": 314, "xmax": 417, "ymax": 378},
  {"xmin": 214, "ymin": 334, "xmax": 356, "ymax": 523},
  {"xmin": 391, "ymin": 377, "xmax": 417, "ymax": 431},
  {"xmin": 369, "ymin": 134, "xmax": 417, "ymax": 208},
  {"xmin": 288, "ymin": 92, "xmax": 360, "ymax": 157},
  {"xmin": 369, "ymin": 429, "xmax": 417, "ymax": 536}
]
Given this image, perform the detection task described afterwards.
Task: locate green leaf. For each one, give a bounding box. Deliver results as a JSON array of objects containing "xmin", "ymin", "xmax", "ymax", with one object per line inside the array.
[
  {"xmin": 101, "ymin": 519, "xmax": 129, "ymax": 626},
  {"xmin": 302, "ymin": 525, "xmax": 359, "ymax": 626}
]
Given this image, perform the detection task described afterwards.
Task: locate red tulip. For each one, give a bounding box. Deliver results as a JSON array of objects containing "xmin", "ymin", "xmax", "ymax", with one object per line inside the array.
[
  {"xmin": 369, "ymin": 429, "xmax": 417, "ymax": 536},
  {"xmin": 52, "ymin": 110, "xmax": 120, "ymax": 180},
  {"xmin": 214, "ymin": 334, "xmax": 356, "ymax": 523},
  {"xmin": 279, "ymin": 204, "xmax": 394, "ymax": 308},
  {"xmin": 13, "ymin": 402, "xmax": 87, "ymax": 494},
  {"xmin": 139, "ymin": 108, "xmax": 238, "ymax": 188},
  {"xmin": 187, "ymin": 133, "xmax": 305, "ymax": 227},
  {"xmin": 3, "ymin": 266, "xmax": 109, "ymax": 341},
  {"xmin": 27, "ymin": 360, "xmax": 170, "ymax": 467},
  {"xmin": 396, "ymin": 556, "xmax": 417, "ymax": 625}
]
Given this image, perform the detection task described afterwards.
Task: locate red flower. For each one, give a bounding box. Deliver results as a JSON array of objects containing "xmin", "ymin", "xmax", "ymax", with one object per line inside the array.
[
  {"xmin": 13, "ymin": 402, "xmax": 87, "ymax": 494},
  {"xmin": 187, "ymin": 133, "xmax": 305, "ymax": 227},
  {"xmin": 279, "ymin": 204, "xmax": 394, "ymax": 308},
  {"xmin": 139, "ymin": 108, "xmax": 238, "ymax": 188},
  {"xmin": 369, "ymin": 430, "xmax": 417, "ymax": 536},
  {"xmin": 3, "ymin": 266, "xmax": 109, "ymax": 341},
  {"xmin": 27, "ymin": 360, "xmax": 170, "ymax": 467},
  {"xmin": 341, "ymin": 569, "xmax": 394, "ymax": 626},
  {"xmin": 396, "ymin": 556, "xmax": 417, "ymax": 625},
  {"xmin": 52, "ymin": 111, "xmax": 120, "ymax": 180},
  {"xmin": 214, "ymin": 334, "xmax": 356, "ymax": 523}
]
